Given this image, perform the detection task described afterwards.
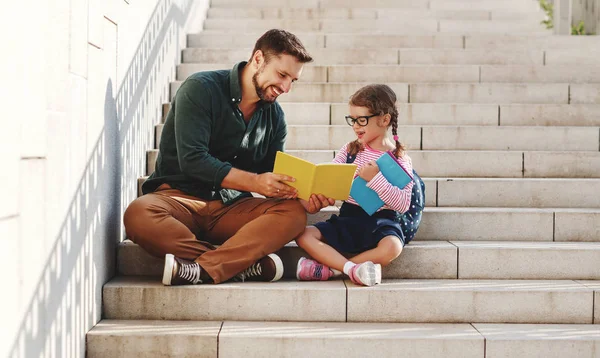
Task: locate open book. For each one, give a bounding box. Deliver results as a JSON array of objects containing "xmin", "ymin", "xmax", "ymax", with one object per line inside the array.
[
  {"xmin": 350, "ymin": 151, "xmax": 414, "ymax": 215},
  {"xmin": 273, "ymin": 151, "xmax": 357, "ymax": 201}
]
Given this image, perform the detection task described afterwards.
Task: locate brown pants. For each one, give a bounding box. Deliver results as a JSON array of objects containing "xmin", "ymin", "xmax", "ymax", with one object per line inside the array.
[{"xmin": 123, "ymin": 186, "xmax": 307, "ymax": 283}]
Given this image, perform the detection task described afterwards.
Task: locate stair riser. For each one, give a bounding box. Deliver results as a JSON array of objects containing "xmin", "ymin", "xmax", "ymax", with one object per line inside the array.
[
  {"xmin": 147, "ymin": 149, "xmax": 600, "ymax": 179},
  {"xmin": 103, "ymin": 279, "xmax": 595, "ymax": 323}
]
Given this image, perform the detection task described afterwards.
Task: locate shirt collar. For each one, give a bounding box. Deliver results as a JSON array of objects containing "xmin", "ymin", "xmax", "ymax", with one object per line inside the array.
[
  {"xmin": 229, "ymin": 61, "xmax": 272, "ymax": 109},
  {"xmin": 229, "ymin": 61, "xmax": 245, "ymax": 104}
]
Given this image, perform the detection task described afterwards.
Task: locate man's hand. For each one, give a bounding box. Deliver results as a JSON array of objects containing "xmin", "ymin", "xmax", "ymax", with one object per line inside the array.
[
  {"xmin": 357, "ymin": 161, "xmax": 380, "ymax": 182},
  {"xmin": 253, "ymin": 172, "xmax": 298, "ymax": 199},
  {"xmin": 299, "ymin": 194, "xmax": 335, "ymax": 214}
]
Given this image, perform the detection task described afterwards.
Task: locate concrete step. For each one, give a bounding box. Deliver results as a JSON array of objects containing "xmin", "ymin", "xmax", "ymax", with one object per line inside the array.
[
  {"xmin": 545, "ymin": 49, "xmax": 600, "ymax": 66},
  {"xmin": 187, "ymin": 33, "xmax": 600, "ymax": 50},
  {"xmin": 207, "ymin": 8, "xmax": 545, "ymax": 21},
  {"xmin": 103, "ymin": 277, "xmax": 596, "ymax": 323},
  {"xmin": 438, "ymin": 20, "xmax": 548, "ymax": 34},
  {"xmin": 171, "ymin": 82, "xmax": 414, "ymax": 103},
  {"xmin": 180, "ymin": 48, "xmax": 547, "ymax": 66},
  {"xmin": 179, "ymin": 49, "xmax": 401, "ymax": 67},
  {"xmin": 203, "ymin": 18, "xmax": 547, "ymax": 34},
  {"xmin": 328, "ymin": 33, "xmax": 600, "ymax": 49},
  {"xmin": 131, "ymin": 179, "xmax": 600, "ymax": 241},
  {"xmin": 118, "ymin": 240, "xmax": 458, "ymax": 279},
  {"xmin": 418, "ymin": 207, "xmax": 600, "ymax": 242},
  {"xmin": 408, "ymin": 83, "xmax": 570, "ymax": 104},
  {"xmin": 464, "ymin": 34, "xmax": 600, "ymax": 50},
  {"xmin": 117, "ymin": 239, "xmax": 600, "ymax": 280},
  {"xmin": 146, "ymin": 148, "xmax": 600, "ymax": 179},
  {"xmin": 203, "ymin": 18, "xmax": 440, "ymax": 33},
  {"xmin": 161, "ymin": 102, "xmax": 600, "ymax": 126},
  {"xmin": 326, "ymin": 65, "xmax": 600, "ymax": 83},
  {"xmin": 283, "ymin": 125, "xmax": 598, "ymax": 151},
  {"xmin": 88, "ymin": 320, "xmax": 600, "ymax": 358},
  {"xmin": 211, "ymin": 0, "xmax": 431, "ymax": 9},
  {"xmin": 434, "ymin": 178, "xmax": 600, "ymax": 208},
  {"xmin": 398, "ymin": 49, "xmax": 544, "ymax": 65},
  {"xmin": 571, "ymin": 84, "xmax": 600, "ymax": 105},
  {"xmin": 176, "ymin": 63, "xmax": 600, "ymax": 84},
  {"xmin": 429, "ymin": 0, "xmax": 540, "ymax": 12}
]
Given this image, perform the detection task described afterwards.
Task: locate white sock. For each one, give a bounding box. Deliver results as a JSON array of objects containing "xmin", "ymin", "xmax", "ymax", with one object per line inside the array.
[
  {"xmin": 343, "ymin": 261, "xmax": 356, "ymax": 276},
  {"xmin": 331, "ymin": 268, "xmax": 342, "ymax": 277}
]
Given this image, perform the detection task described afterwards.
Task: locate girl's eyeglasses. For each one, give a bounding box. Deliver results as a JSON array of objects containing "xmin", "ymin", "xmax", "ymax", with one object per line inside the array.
[{"xmin": 345, "ymin": 114, "xmax": 378, "ymax": 127}]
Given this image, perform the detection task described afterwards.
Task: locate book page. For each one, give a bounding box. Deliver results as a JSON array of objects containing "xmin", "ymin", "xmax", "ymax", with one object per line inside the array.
[
  {"xmin": 312, "ymin": 163, "xmax": 357, "ymax": 200},
  {"xmin": 272, "ymin": 152, "xmax": 316, "ymax": 201}
]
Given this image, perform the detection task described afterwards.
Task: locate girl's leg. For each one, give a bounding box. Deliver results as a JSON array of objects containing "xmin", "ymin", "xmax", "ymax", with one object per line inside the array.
[
  {"xmin": 349, "ymin": 235, "xmax": 403, "ymax": 267},
  {"xmin": 295, "ymin": 226, "xmax": 348, "ymax": 272}
]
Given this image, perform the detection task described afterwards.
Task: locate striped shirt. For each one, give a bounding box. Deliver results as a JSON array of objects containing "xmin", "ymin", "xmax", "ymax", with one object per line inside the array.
[{"xmin": 334, "ymin": 143, "xmax": 414, "ymax": 214}]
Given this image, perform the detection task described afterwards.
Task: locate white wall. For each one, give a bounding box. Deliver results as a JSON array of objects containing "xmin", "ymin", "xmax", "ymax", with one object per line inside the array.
[{"xmin": 0, "ymin": 0, "xmax": 208, "ymax": 356}]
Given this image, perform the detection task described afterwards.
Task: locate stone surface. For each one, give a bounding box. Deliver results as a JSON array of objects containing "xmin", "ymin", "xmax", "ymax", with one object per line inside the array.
[
  {"xmin": 455, "ymin": 241, "xmax": 600, "ymax": 279},
  {"xmin": 481, "ymin": 65, "xmax": 600, "ymax": 83},
  {"xmin": 87, "ymin": 320, "xmax": 220, "ymax": 358},
  {"xmin": 219, "ymin": 322, "xmax": 484, "ymax": 358},
  {"xmin": 416, "ymin": 208, "xmax": 554, "ymax": 241},
  {"xmin": 571, "ymin": 84, "xmax": 600, "ymax": 104},
  {"xmin": 410, "ymin": 150, "xmax": 523, "ymax": 177},
  {"xmin": 325, "ymin": 34, "xmax": 463, "ymax": 49},
  {"xmin": 346, "ymin": 279, "xmax": 594, "ymax": 324},
  {"xmin": 437, "ymin": 178, "xmax": 600, "ymax": 208},
  {"xmin": 555, "ymin": 210, "xmax": 600, "ymax": 242},
  {"xmin": 327, "ymin": 65, "xmax": 479, "ymax": 83},
  {"xmin": 474, "ymin": 324, "xmax": 600, "ymax": 358},
  {"xmin": 410, "ymin": 83, "xmax": 569, "ymax": 104},
  {"xmin": 422, "ymin": 126, "xmax": 598, "ymax": 151},
  {"xmin": 524, "ymin": 152, "xmax": 600, "ymax": 178},
  {"xmin": 499, "ymin": 104, "xmax": 600, "ymax": 126},
  {"xmin": 399, "ymin": 49, "xmax": 544, "ymax": 65},
  {"xmin": 104, "ymin": 277, "xmax": 347, "ymax": 321}
]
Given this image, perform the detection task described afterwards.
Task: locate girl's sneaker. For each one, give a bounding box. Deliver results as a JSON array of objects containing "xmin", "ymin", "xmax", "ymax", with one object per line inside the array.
[
  {"xmin": 348, "ymin": 261, "xmax": 382, "ymax": 287},
  {"xmin": 296, "ymin": 257, "xmax": 334, "ymax": 281}
]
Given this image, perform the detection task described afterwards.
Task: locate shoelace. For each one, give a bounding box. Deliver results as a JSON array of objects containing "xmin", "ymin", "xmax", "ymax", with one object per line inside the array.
[
  {"xmin": 179, "ymin": 262, "xmax": 202, "ymax": 284},
  {"xmin": 238, "ymin": 262, "xmax": 262, "ymax": 282}
]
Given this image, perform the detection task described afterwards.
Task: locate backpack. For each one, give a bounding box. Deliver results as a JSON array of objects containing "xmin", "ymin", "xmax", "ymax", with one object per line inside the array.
[{"xmin": 346, "ymin": 152, "xmax": 425, "ymax": 243}]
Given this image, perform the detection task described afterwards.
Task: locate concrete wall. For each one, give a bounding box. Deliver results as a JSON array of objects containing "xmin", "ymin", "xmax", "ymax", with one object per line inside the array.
[{"xmin": 0, "ymin": 0, "xmax": 208, "ymax": 356}]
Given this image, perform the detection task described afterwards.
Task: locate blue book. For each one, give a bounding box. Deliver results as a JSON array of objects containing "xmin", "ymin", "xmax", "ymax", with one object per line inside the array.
[{"xmin": 349, "ymin": 151, "xmax": 413, "ymax": 215}]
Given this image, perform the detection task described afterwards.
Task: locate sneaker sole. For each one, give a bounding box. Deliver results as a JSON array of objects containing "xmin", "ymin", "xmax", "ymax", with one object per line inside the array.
[
  {"xmin": 268, "ymin": 253, "xmax": 284, "ymax": 282},
  {"xmin": 355, "ymin": 262, "xmax": 380, "ymax": 287},
  {"xmin": 296, "ymin": 257, "xmax": 307, "ymax": 280},
  {"xmin": 162, "ymin": 254, "xmax": 174, "ymax": 286}
]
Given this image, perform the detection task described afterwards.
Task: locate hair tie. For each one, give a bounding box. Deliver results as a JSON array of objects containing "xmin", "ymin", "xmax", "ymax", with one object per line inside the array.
[{"xmin": 393, "ymin": 135, "xmax": 399, "ymax": 141}]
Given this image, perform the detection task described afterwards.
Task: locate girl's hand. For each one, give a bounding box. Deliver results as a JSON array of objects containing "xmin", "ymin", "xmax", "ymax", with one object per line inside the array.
[{"xmin": 358, "ymin": 161, "xmax": 380, "ymax": 182}]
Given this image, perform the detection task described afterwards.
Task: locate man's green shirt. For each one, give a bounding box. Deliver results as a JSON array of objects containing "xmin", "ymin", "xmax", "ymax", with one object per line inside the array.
[{"xmin": 142, "ymin": 62, "xmax": 287, "ymax": 204}]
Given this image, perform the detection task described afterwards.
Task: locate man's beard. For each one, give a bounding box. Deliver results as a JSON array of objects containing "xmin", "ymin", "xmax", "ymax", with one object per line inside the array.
[{"xmin": 252, "ymin": 70, "xmax": 276, "ymax": 103}]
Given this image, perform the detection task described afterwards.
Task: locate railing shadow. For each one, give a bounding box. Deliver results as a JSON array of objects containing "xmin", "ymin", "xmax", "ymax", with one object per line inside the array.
[{"xmin": 7, "ymin": 0, "xmax": 195, "ymax": 356}]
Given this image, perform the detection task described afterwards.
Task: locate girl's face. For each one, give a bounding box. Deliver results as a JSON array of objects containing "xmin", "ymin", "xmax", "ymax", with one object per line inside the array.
[{"xmin": 347, "ymin": 105, "xmax": 389, "ymax": 145}]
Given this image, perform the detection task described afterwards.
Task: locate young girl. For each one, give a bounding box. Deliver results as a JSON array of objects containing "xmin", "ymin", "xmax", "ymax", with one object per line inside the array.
[{"xmin": 295, "ymin": 84, "xmax": 416, "ymax": 286}]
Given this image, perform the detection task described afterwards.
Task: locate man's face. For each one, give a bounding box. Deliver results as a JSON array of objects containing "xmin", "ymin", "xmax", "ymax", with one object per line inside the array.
[{"xmin": 252, "ymin": 53, "xmax": 304, "ymax": 103}]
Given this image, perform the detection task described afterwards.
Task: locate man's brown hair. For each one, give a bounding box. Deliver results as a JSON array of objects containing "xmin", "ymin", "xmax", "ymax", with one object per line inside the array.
[{"xmin": 251, "ymin": 29, "xmax": 313, "ymax": 63}]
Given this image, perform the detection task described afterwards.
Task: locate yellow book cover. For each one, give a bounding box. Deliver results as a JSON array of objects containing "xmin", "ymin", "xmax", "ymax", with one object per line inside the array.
[{"xmin": 272, "ymin": 151, "xmax": 357, "ymax": 201}]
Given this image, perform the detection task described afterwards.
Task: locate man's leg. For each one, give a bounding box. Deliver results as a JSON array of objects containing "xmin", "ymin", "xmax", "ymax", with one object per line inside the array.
[
  {"xmin": 123, "ymin": 191, "xmax": 215, "ymax": 269},
  {"xmin": 198, "ymin": 197, "xmax": 307, "ymax": 283}
]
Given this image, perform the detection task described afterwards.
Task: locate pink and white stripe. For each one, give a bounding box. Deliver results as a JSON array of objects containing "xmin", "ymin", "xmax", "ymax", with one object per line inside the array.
[{"xmin": 334, "ymin": 143, "xmax": 414, "ymax": 214}]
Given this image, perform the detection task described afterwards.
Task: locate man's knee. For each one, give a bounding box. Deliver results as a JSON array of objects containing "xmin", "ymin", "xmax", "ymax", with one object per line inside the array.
[
  {"xmin": 275, "ymin": 199, "xmax": 307, "ymax": 231},
  {"xmin": 123, "ymin": 195, "xmax": 156, "ymax": 238}
]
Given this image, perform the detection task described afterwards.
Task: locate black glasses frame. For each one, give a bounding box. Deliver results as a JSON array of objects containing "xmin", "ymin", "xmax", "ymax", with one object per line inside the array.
[{"xmin": 345, "ymin": 114, "xmax": 378, "ymax": 127}]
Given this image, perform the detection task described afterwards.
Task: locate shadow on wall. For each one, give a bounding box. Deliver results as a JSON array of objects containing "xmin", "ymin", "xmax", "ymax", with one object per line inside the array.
[{"xmin": 8, "ymin": 0, "xmax": 194, "ymax": 357}]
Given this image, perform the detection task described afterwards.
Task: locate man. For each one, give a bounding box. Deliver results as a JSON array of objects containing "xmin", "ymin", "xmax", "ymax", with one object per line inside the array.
[{"xmin": 124, "ymin": 29, "xmax": 335, "ymax": 285}]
